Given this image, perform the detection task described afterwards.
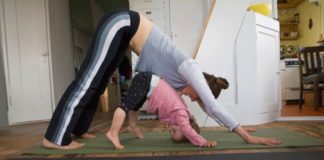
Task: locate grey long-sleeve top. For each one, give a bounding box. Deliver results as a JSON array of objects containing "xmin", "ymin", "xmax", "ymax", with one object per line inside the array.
[{"xmin": 135, "ymin": 25, "xmax": 239, "ymax": 131}]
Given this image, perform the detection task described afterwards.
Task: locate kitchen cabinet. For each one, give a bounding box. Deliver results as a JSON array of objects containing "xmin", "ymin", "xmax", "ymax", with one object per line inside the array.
[{"xmin": 236, "ymin": 11, "xmax": 280, "ymax": 124}]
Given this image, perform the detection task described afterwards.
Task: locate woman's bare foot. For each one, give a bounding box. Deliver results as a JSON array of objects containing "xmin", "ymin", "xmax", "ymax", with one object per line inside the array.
[
  {"xmin": 80, "ymin": 133, "xmax": 96, "ymax": 139},
  {"xmin": 106, "ymin": 131, "xmax": 124, "ymax": 150},
  {"xmin": 128, "ymin": 126, "xmax": 144, "ymax": 139},
  {"xmin": 72, "ymin": 133, "xmax": 96, "ymax": 139},
  {"xmin": 42, "ymin": 138, "xmax": 85, "ymax": 150}
]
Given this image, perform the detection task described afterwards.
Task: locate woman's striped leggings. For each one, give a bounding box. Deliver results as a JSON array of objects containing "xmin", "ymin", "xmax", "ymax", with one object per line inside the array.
[{"xmin": 45, "ymin": 10, "xmax": 140, "ymax": 146}]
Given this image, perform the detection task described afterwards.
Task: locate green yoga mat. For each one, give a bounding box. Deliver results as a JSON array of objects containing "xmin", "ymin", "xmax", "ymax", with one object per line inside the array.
[{"xmin": 28, "ymin": 127, "xmax": 324, "ymax": 155}]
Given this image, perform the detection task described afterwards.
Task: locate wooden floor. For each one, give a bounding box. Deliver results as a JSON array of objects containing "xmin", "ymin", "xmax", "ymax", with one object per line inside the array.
[
  {"xmin": 1, "ymin": 111, "xmax": 324, "ymax": 159},
  {"xmin": 281, "ymin": 102, "xmax": 324, "ymax": 116}
]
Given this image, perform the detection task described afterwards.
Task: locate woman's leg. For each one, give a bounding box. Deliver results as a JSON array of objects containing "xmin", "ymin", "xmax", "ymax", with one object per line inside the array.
[
  {"xmin": 43, "ymin": 11, "xmax": 139, "ymax": 148},
  {"xmin": 71, "ymin": 49, "xmax": 127, "ymax": 138},
  {"xmin": 71, "ymin": 10, "xmax": 140, "ymax": 138},
  {"xmin": 70, "ymin": 93, "xmax": 100, "ymax": 138}
]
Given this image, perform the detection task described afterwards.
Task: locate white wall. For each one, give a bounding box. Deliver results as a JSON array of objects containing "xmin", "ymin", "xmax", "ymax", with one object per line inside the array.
[
  {"xmin": 169, "ymin": 0, "xmax": 205, "ymax": 56},
  {"xmin": 188, "ymin": 0, "xmax": 277, "ymax": 126},
  {"xmin": 48, "ymin": 0, "xmax": 75, "ymax": 106}
]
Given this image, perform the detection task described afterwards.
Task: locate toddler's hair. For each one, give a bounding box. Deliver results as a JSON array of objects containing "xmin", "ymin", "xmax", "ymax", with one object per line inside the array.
[
  {"xmin": 203, "ymin": 72, "xmax": 229, "ymax": 99},
  {"xmin": 173, "ymin": 115, "xmax": 200, "ymax": 143}
]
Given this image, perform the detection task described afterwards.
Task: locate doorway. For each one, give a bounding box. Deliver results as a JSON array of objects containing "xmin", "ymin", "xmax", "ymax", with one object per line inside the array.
[{"xmin": 278, "ymin": 0, "xmax": 324, "ymax": 118}]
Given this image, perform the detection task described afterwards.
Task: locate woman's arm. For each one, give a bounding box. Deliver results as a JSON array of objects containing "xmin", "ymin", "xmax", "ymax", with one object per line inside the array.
[
  {"xmin": 178, "ymin": 59, "xmax": 239, "ymax": 131},
  {"xmin": 234, "ymin": 126, "xmax": 281, "ymax": 145},
  {"xmin": 178, "ymin": 59, "xmax": 281, "ymax": 145},
  {"xmin": 196, "ymin": 100, "xmax": 281, "ymax": 146}
]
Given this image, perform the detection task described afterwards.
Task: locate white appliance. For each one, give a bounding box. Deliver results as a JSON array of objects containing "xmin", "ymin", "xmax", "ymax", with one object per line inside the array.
[{"xmin": 284, "ymin": 58, "xmax": 300, "ymax": 101}]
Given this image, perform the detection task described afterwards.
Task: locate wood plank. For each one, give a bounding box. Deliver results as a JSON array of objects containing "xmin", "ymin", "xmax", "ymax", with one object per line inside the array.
[
  {"xmin": 192, "ymin": 0, "xmax": 216, "ymax": 59},
  {"xmin": 282, "ymin": 103, "xmax": 324, "ymax": 116}
]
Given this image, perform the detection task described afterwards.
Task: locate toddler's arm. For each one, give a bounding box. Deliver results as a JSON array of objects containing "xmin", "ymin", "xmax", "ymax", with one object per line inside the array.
[{"xmin": 176, "ymin": 110, "xmax": 216, "ymax": 147}]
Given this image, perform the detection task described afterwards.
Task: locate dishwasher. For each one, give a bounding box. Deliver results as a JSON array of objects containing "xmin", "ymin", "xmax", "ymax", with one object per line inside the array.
[{"xmin": 284, "ymin": 58, "xmax": 300, "ymax": 103}]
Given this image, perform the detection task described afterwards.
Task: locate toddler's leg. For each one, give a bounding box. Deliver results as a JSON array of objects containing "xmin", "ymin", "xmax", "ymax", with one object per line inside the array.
[
  {"xmin": 106, "ymin": 107, "xmax": 127, "ymax": 150},
  {"xmin": 128, "ymin": 111, "xmax": 144, "ymax": 139},
  {"xmin": 123, "ymin": 72, "xmax": 152, "ymax": 139},
  {"xmin": 107, "ymin": 72, "xmax": 151, "ymax": 149}
]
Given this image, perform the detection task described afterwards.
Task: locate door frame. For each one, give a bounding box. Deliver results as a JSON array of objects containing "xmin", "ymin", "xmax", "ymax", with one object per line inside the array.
[
  {"xmin": 44, "ymin": 0, "xmax": 55, "ymax": 114},
  {"xmin": 0, "ymin": 0, "xmax": 12, "ymax": 125},
  {"xmin": 0, "ymin": 0, "xmax": 55, "ymax": 125},
  {"xmin": 0, "ymin": 0, "xmax": 9, "ymax": 126}
]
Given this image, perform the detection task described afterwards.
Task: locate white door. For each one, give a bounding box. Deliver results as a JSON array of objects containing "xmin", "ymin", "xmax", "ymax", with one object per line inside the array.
[
  {"xmin": 3, "ymin": 0, "xmax": 52, "ymax": 124},
  {"xmin": 169, "ymin": 0, "xmax": 204, "ymax": 56}
]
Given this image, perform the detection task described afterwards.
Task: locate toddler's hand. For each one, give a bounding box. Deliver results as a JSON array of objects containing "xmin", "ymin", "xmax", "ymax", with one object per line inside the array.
[{"xmin": 202, "ymin": 140, "xmax": 217, "ymax": 147}]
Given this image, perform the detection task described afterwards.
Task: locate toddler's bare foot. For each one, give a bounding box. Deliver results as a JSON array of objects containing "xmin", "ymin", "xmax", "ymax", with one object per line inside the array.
[
  {"xmin": 128, "ymin": 126, "xmax": 144, "ymax": 139},
  {"xmin": 106, "ymin": 131, "xmax": 124, "ymax": 150},
  {"xmin": 42, "ymin": 138, "xmax": 85, "ymax": 150},
  {"xmin": 80, "ymin": 133, "xmax": 96, "ymax": 139}
]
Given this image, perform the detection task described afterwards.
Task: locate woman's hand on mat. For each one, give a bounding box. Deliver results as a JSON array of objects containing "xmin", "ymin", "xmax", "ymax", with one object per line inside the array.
[
  {"xmin": 243, "ymin": 127, "xmax": 256, "ymax": 132},
  {"xmin": 234, "ymin": 126, "xmax": 281, "ymax": 146},
  {"xmin": 247, "ymin": 136, "xmax": 282, "ymax": 146},
  {"xmin": 202, "ymin": 141, "xmax": 217, "ymax": 147}
]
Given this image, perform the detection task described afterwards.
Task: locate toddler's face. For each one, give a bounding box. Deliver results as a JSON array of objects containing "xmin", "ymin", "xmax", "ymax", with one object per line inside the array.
[
  {"xmin": 169, "ymin": 125, "xmax": 186, "ymax": 142},
  {"xmin": 181, "ymin": 86, "xmax": 200, "ymax": 102}
]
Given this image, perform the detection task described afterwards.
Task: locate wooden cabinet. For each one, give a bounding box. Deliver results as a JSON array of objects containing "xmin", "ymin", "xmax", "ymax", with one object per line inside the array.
[
  {"xmin": 280, "ymin": 21, "xmax": 299, "ymax": 40},
  {"xmin": 278, "ymin": 1, "xmax": 301, "ymax": 41},
  {"xmin": 278, "ymin": 0, "xmax": 304, "ymax": 9}
]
